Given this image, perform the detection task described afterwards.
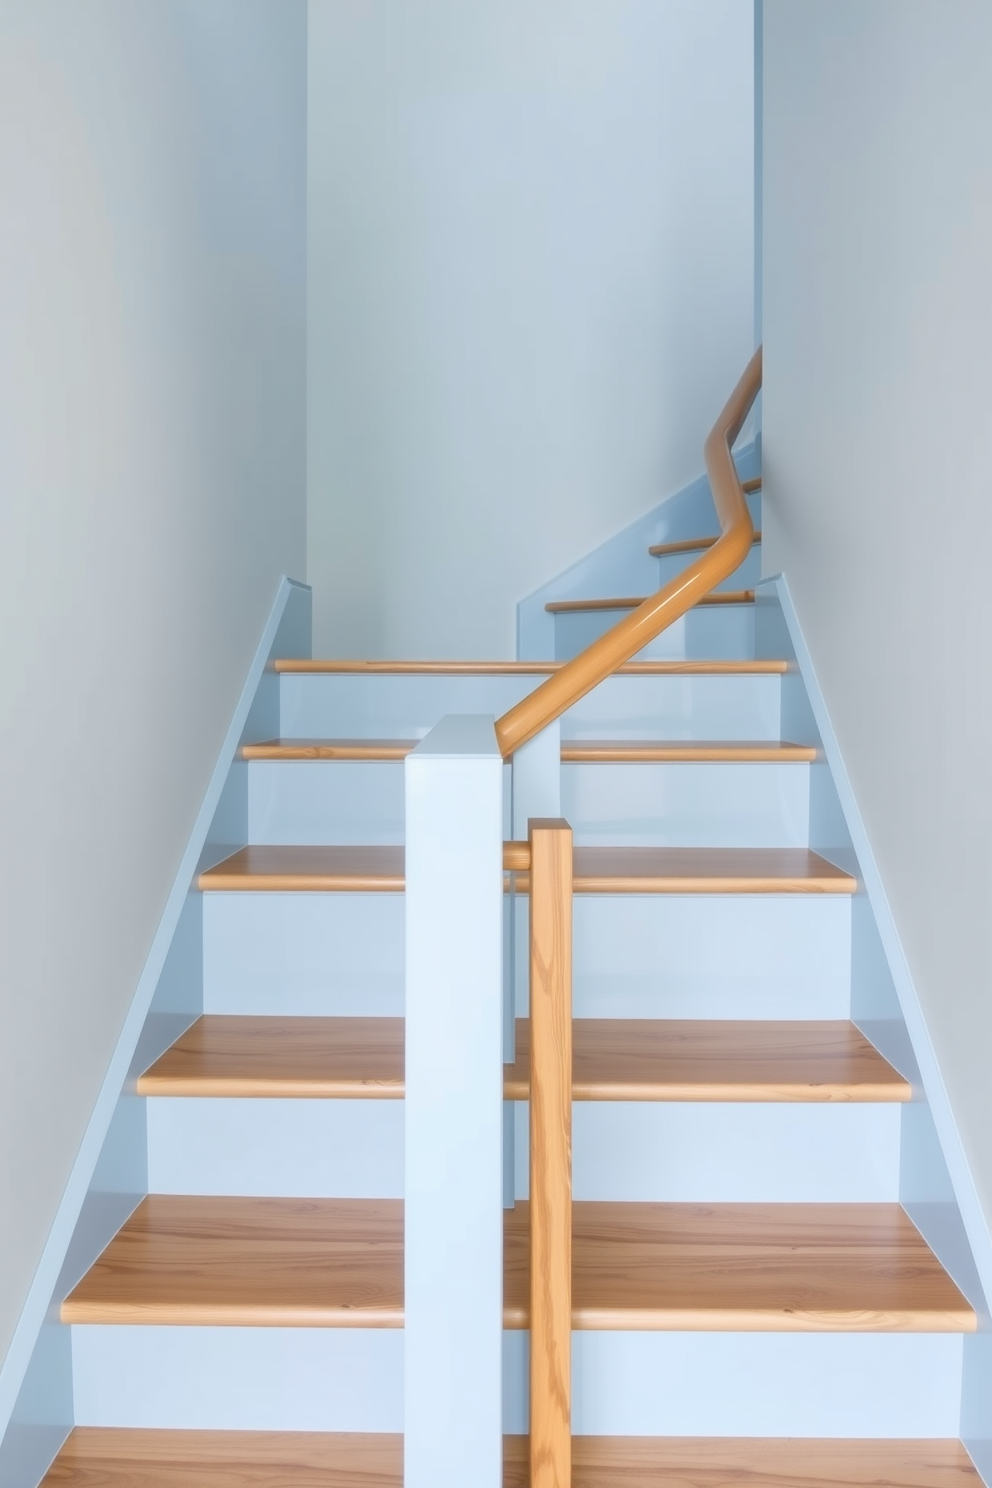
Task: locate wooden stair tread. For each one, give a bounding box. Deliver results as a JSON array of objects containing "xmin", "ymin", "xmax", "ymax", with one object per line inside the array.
[
  {"xmin": 239, "ymin": 739, "xmax": 817, "ymax": 764},
  {"xmin": 273, "ymin": 658, "xmax": 788, "ymax": 674},
  {"xmin": 137, "ymin": 1017, "xmax": 406, "ymax": 1098},
  {"xmin": 649, "ymin": 530, "xmax": 762, "ymax": 558},
  {"xmin": 200, "ymin": 846, "xmax": 855, "ymax": 895},
  {"xmin": 503, "ymin": 1202, "xmax": 975, "ymax": 1332},
  {"xmin": 139, "ymin": 1016, "xmax": 910, "ymax": 1104},
  {"xmin": 61, "ymin": 1197, "xmax": 405, "ymax": 1328},
  {"xmin": 506, "ymin": 1019, "xmax": 911, "ymax": 1103},
  {"xmin": 198, "ymin": 846, "xmax": 405, "ymax": 893},
  {"xmin": 63, "ymin": 1198, "xmax": 972, "ymax": 1333},
  {"xmin": 560, "ymin": 739, "xmax": 815, "ymax": 762},
  {"xmin": 546, "ymin": 590, "xmax": 755, "ymax": 614},
  {"xmin": 41, "ymin": 1431, "xmax": 981, "ymax": 1487}
]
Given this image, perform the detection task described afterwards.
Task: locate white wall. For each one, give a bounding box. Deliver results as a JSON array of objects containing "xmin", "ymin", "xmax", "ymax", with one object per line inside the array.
[
  {"xmin": 308, "ymin": 0, "xmax": 754, "ymax": 658},
  {"xmin": 763, "ymin": 3, "xmax": 992, "ymax": 1219},
  {"xmin": 0, "ymin": 1, "xmax": 306, "ymax": 1367}
]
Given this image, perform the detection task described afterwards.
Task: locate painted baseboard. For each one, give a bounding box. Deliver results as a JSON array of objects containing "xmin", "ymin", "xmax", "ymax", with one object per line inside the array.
[{"xmin": 0, "ymin": 576, "xmax": 311, "ymax": 1487}]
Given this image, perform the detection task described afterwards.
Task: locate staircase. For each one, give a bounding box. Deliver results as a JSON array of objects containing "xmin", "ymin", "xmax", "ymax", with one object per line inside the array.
[{"xmin": 37, "ymin": 363, "xmax": 986, "ymax": 1485}]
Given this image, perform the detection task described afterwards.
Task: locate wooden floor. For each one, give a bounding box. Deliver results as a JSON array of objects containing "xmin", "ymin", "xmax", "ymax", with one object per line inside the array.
[
  {"xmin": 198, "ymin": 845, "xmax": 856, "ymax": 894},
  {"xmin": 137, "ymin": 1016, "xmax": 910, "ymax": 1104},
  {"xmin": 62, "ymin": 1197, "xmax": 972, "ymax": 1333},
  {"xmin": 42, "ymin": 1431, "xmax": 982, "ymax": 1487}
]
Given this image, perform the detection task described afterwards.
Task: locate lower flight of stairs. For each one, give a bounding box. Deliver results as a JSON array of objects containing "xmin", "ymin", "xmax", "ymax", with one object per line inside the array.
[{"xmin": 40, "ymin": 575, "xmax": 985, "ymax": 1485}]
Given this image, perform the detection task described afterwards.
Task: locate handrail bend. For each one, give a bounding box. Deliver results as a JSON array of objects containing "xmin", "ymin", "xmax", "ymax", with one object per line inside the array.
[{"xmin": 494, "ymin": 346, "xmax": 763, "ymax": 758}]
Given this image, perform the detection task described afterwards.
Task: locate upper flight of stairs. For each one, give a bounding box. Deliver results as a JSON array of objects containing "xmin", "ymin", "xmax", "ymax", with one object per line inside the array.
[{"xmin": 42, "ymin": 490, "xmax": 986, "ymax": 1487}]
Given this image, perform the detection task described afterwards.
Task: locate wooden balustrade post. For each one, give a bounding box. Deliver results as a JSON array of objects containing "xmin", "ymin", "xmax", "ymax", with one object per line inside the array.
[{"xmin": 528, "ymin": 818, "xmax": 573, "ymax": 1488}]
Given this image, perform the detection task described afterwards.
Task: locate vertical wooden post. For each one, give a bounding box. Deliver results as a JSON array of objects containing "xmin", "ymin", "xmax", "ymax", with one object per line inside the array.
[{"xmin": 528, "ymin": 818, "xmax": 572, "ymax": 1488}]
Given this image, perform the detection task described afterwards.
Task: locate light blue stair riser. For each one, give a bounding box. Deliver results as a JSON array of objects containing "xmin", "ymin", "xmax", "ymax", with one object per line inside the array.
[
  {"xmin": 511, "ymin": 1102, "xmax": 900, "ymax": 1203},
  {"xmin": 145, "ymin": 1099, "xmax": 404, "ymax": 1198},
  {"xmin": 563, "ymin": 674, "xmax": 780, "ymax": 741},
  {"xmin": 505, "ymin": 1332, "xmax": 963, "ymax": 1438},
  {"xmin": 203, "ymin": 894, "xmax": 404, "ymax": 1015},
  {"xmin": 280, "ymin": 673, "xmax": 781, "ymax": 742},
  {"xmin": 562, "ymin": 761, "xmax": 809, "ymax": 848},
  {"xmin": 245, "ymin": 759, "xmax": 809, "ymax": 848},
  {"xmin": 248, "ymin": 761, "xmax": 405, "ymax": 845},
  {"xmin": 511, "ymin": 895, "xmax": 852, "ymax": 1020},
  {"xmin": 654, "ymin": 541, "xmax": 762, "ymax": 593},
  {"xmin": 70, "ymin": 1328, "xmax": 403, "ymax": 1431},
  {"xmin": 72, "ymin": 1328, "xmax": 961, "ymax": 1437},
  {"xmin": 554, "ymin": 605, "xmax": 754, "ymax": 664}
]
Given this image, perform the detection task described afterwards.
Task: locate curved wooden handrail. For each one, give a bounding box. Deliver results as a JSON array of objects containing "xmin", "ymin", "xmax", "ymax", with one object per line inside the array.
[{"xmin": 494, "ymin": 346, "xmax": 763, "ymax": 758}]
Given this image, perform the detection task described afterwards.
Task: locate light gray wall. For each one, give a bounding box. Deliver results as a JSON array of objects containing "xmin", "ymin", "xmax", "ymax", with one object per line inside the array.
[
  {"xmin": 308, "ymin": 0, "xmax": 754, "ymax": 658},
  {"xmin": 763, "ymin": 3, "xmax": 992, "ymax": 1218},
  {"xmin": 0, "ymin": 1, "xmax": 306, "ymax": 1366}
]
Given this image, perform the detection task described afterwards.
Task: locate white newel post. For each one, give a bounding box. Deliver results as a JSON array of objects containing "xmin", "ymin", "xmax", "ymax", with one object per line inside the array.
[{"xmin": 405, "ymin": 716, "xmax": 505, "ymax": 1488}]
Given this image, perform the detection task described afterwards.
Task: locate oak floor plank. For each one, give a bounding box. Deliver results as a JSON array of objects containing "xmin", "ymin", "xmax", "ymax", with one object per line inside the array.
[
  {"xmin": 139, "ymin": 1016, "xmax": 908, "ymax": 1104},
  {"xmin": 63, "ymin": 1198, "xmax": 973, "ymax": 1333},
  {"xmin": 198, "ymin": 846, "xmax": 405, "ymax": 893},
  {"xmin": 43, "ymin": 1431, "xmax": 981, "ymax": 1487}
]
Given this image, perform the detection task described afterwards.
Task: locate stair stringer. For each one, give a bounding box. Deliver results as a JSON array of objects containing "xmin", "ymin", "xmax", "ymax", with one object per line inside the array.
[
  {"xmin": 0, "ymin": 577, "xmax": 312, "ymax": 1488},
  {"xmin": 516, "ymin": 440, "xmax": 761, "ymax": 658},
  {"xmin": 756, "ymin": 574, "xmax": 992, "ymax": 1482}
]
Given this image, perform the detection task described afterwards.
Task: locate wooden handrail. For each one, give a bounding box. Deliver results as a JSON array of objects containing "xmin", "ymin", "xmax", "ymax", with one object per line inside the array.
[
  {"xmin": 494, "ymin": 346, "xmax": 762, "ymax": 758},
  {"xmin": 527, "ymin": 818, "xmax": 573, "ymax": 1488}
]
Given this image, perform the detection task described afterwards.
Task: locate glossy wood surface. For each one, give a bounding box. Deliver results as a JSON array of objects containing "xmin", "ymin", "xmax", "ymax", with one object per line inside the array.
[
  {"xmin": 494, "ymin": 348, "xmax": 762, "ymax": 755},
  {"xmin": 527, "ymin": 822, "xmax": 573, "ymax": 1488},
  {"xmin": 43, "ymin": 1431, "xmax": 404, "ymax": 1486},
  {"xmin": 504, "ymin": 846, "xmax": 857, "ymax": 895},
  {"xmin": 136, "ymin": 1016, "xmax": 907, "ymax": 1104},
  {"xmin": 503, "ymin": 1202, "xmax": 975, "ymax": 1332},
  {"xmin": 273, "ymin": 658, "xmax": 788, "ymax": 675},
  {"xmin": 198, "ymin": 846, "xmax": 405, "ymax": 893},
  {"xmin": 62, "ymin": 1198, "xmax": 972, "ymax": 1333},
  {"xmin": 560, "ymin": 739, "xmax": 815, "ymax": 762},
  {"xmin": 649, "ymin": 530, "xmax": 761, "ymax": 558},
  {"xmin": 505, "ymin": 1020, "xmax": 911, "ymax": 1104},
  {"xmin": 545, "ymin": 590, "xmax": 754, "ymax": 614},
  {"xmin": 242, "ymin": 739, "xmax": 417, "ymax": 761},
  {"xmin": 61, "ymin": 1197, "xmax": 404, "ymax": 1328},
  {"xmin": 137, "ymin": 1017, "xmax": 405, "ymax": 1098},
  {"xmin": 44, "ymin": 1431, "xmax": 980, "ymax": 1487}
]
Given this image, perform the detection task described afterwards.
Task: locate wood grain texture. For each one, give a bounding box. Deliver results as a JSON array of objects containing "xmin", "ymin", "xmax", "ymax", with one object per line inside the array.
[
  {"xmin": 43, "ymin": 1432, "xmax": 979, "ymax": 1487},
  {"xmin": 504, "ymin": 846, "xmax": 857, "ymax": 895},
  {"xmin": 198, "ymin": 846, "xmax": 405, "ymax": 893},
  {"xmin": 504, "ymin": 1020, "xmax": 912, "ymax": 1104},
  {"xmin": 507, "ymin": 1437, "xmax": 980, "ymax": 1487},
  {"xmin": 61, "ymin": 1197, "xmax": 404, "ymax": 1328},
  {"xmin": 42, "ymin": 1431, "xmax": 404, "ymax": 1486},
  {"xmin": 528, "ymin": 822, "xmax": 573, "ymax": 1488},
  {"xmin": 241, "ymin": 739, "xmax": 417, "ymax": 761},
  {"xmin": 137, "ymin": 1016, "xmax": 908, "ymax": 1105},
  {"xmin": 649, "ymin": 531, "xmax": 762, "ymax": 558},
  {"xmin": 273, "ymin": 658, "xmax": 789, "ymax": 675},
  {"xmin": 545, "ymin": 590, "xmax": 755, "ymax": 614},
  {"xmin": 502, "ymin": 1203, "xmax": 975, "ymax": 1332},
  {"xmin": 495, "ymin": 350, "xmax": 762, "ymax": 757},
  {"xmin": 62, "ymin": 1198, "xmax": 973, "ymax": 1333},
  {"xmin": 560, "ymin": 739, "xmax": 815, "ymax": 763},
  {"xmin": 240, "ymin": 739, "xmax": 814, "ymax": 765},
  {"xmin": 137, "ymin": 1017, "xmax": 405, "ymax": 1099}
]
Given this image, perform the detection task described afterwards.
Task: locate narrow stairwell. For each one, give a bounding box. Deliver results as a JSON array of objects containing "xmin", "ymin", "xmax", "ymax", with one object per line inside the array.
[{"xmin": 40, "ymin": 375, "xmax": 987, "ymax": 1484}]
